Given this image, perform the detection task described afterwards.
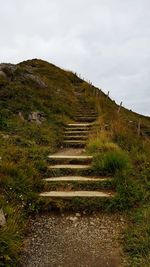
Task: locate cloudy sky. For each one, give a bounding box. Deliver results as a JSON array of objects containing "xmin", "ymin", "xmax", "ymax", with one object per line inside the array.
[{"xmin": 0, "ymin": 0, "xmax": 150, "ymax": 116}]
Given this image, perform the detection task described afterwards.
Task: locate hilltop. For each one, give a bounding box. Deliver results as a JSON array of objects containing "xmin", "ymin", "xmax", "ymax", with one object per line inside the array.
[
  {"xmin": 0, "ymin": 59, "xmax": 150, "ymax": 266},
  {"xmin": 0, "ymin": 59, "xmax": 149, "ymax": 136}
]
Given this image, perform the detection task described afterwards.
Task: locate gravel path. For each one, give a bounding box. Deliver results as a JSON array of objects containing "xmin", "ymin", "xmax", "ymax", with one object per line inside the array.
[{"xmin": 21, "ymin": 212, "xmax": 127, "ymax": 267}]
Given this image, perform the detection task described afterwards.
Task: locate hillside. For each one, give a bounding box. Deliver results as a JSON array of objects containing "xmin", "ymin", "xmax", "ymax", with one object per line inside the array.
[{"xmin": 0, "ymin": 59, "xmax": 150, "ymax": 266}]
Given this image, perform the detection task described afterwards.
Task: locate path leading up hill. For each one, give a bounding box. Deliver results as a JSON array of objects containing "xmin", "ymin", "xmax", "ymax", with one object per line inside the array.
[
  {"xmin": 21, "ymin": 87, "xmax": 128, "ymax": 266},
  {"xmin": 21, "ymin": 213, "xmax": 126, "ymax": 267},
  {"xmin": 39, "ymin": 87, "xmax": 115, "ymax": 202}
]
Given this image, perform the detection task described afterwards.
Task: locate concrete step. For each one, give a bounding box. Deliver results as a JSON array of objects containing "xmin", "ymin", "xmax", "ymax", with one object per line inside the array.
[
  {"xmin": 40, "ymin": 191, "xmax": 114, "ymax": 198},
  {"xmin": 65, "ymin": 127, "xmax": 91, "ymax": 131},
  {"xmin": 74, "ymin": 110, "xmax": 97, "ymax": 113},
  {"xmin": 48, "ymin": 155, "xmax": 92, "ymax": 160},
  {"xmin": 47, "ymin": 163, "xmax": 92, "ymax": 176},
  {"xmin": 47, "ymin": 155, "xmax": 92, "ymax": 164},
  {"xmin": 43, "ymin": 176, "xmax": 111, "ymax": 182},
  {"xmin": 74, "ymin": 113, "xmax": 97, "ymax": 116},
  {"xmin": 74, "ymin": 112, "xmax": 97, "ymax": 115},
  {"xmin": 43, "ymin": 177, "xmax": 113, "ymax": 191},
  {"xmin": 65, "ymin": 131, "xmax": 89, "ymax": 135},
  {"xmin": 63, "ymin": 140, "xmax": 87, "ymax": 147},
  {"xmin": 74, "ymin": 117, "xmax": 96, "ymax": 122},
  {"xmin": 48, "ymin": 164, "xmax": 91, "ymax": 170},
  {"xmin": 64, "ymin": 136, "xmax": 88, "ymax": 140},
  {"xmin": 67, "ymin": 123, "xmax": 92, "ymax": 127}
]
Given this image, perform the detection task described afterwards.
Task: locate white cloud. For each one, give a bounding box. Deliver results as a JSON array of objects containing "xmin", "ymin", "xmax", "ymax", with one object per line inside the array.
[{"xmin": 0, "ymin": 0, "xmax": 150, "ymax": 116}]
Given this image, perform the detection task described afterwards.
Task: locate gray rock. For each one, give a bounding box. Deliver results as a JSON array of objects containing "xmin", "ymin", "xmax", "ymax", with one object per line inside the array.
[
  {"xmin": 0, "ymin": 70, "xmax": 7, "ymax": 78},
  {"xmin": 28, "ymin": 111, "xmax": 45, "ymax": 124},
  {"xmin": 18, "ymin": 112, "xmax": 25, "ymax": 121},
  {"xmin": 69, "ymin": 216, "xmax": 78, "ymax": 223},
  {"xmin": 25, "ymin": 74, "xmax": 47, "ymax": 88},
  {"xmin": 0, "ymin": 209, "xmax": 6, "ymax": 227},
  {"xmin": 1, "ymin": 134, "xmax": 9, "ymax": 139},
  {"xmin": 75, "ymin": 213, "xmax": 81, "ymax": 217},
  {"xmin": 0, "ymin": 63, "xmax": 17, "ymax": 79}
]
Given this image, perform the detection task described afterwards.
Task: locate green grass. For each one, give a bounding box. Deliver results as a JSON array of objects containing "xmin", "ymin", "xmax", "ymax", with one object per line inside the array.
[
  {"xmin": 0, "ymin": 58, "xmax": 150, "ymax": 266},
  {"xmin": 92, "ymin": 150, "xmax": 131, "ymax": 176},
  {"xmin": 124, "ymin": 205, "xmax": 150, "ymax": 267}
]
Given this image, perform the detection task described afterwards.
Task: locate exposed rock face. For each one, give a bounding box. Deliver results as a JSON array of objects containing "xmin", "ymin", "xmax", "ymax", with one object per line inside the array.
[
  {"xmin": 28, "ymin": 111, "xmax": 45, "ymax": 124},
  {"xmin": 25, "ymin": 74, "xmax": 47, "ymax": 88},
  {"xmin": 0, "ymin": 209, "xmax": 6, "ymax": 227},
  {"xmin": 0, "ymin": 70, "xmax": 7, "ymax": 78},
  {"xmin": 0, "ymin": 63, "xmax": 17, "ymax": 79}
]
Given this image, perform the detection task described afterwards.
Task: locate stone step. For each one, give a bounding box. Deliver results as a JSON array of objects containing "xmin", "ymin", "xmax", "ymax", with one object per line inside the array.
[
  {"xmin": 48, "ymin": 155, "xmax": 93, "ymax": 160},
  {"xmin": 74, "ymin": 114, "xmax": 97, "ymax": 117},
  {"xmin": 73, "ymin": 115, "xmax": 97, "ymax": 118},
  {"xmin": 43, "ymin": 177, "xmax": 113, "ymax": 191},
  {"xmin": 43, "ymin": 176, "xmax": 111, "ymax": 182},
  {"xmin": 74, "ymin": 111, "xmax": 97, "ymax": 114},
  {"xmin": 74, "ymin": 110, "xmax": 97, "ymax": 113},
  {"xmin": 63, "ymin": 140, "xmax": 86, "ymax": 147},
  {"xmin": 48, "ymin": 164, "xmax": 91, "ymax": 170},
  {"xmin": 74, "ymin": 117, "xmax": 96, "ymax": 122},
  {"xmin": 67, "ymin": 123, "xmax": 92, "ymax": 127},
  {"xmin": 39, "ymin": 191, "xmax": 114, "ymax": 198},
  {"xmin": 65, "ymin": 127, "xmax": 91, "ymax": 131},
  {"xmin": 74, "ymin": 112, "xmax": 97, "ymax": 116},
  {"xmin": 65, "ymin": 131, "xmax": 89, "ymax": 135},
  {"xmin": 47, "ymin": 155, "xmax": 92, "ymax": 164},
  {"xmin": 64, "ymin": 136, "xmax": 88, "ymax": 140}
]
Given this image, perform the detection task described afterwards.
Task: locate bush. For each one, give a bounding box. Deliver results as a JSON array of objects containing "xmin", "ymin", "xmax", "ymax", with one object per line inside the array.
[
  {"xmin": 87, "ymin": 139, "xmax": 120, "ymax": 154},
  {"xmin": 92, "ymin": 150, "xmax": 131, "ymax": 175},
  {"xmin": 112, "ymin": 170, "xmax": 144, "ymax": 210},
  {"xmin": 0, "ymin": 210, "xmax": 24, "ymax": 266},
  {"xmin": 86, "ymin": 131, "xmax": 120, "ymax": 154},
  {"xmin": 123, "ymin": 205, "xmax": 150, "ymax": 266}
]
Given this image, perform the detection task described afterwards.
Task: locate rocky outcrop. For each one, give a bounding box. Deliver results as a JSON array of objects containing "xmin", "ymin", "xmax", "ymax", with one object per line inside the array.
[
  {"xmin": 0, "ymin": 209, "xmax": 6, "ymax": 227},
  {"xmin": 0, "ymin": 70, "xmax": 7, "ymax": 78},
  {"xmin": 0, "ymin": 63, "xmax": 17, "ymax": 80},
  {"xmin": 25, "ymin": 74, "xmax": 47, "ymax": 88},
  {"xmin": 28, "ymin": 111, "xmax": 45, "ymax": 124}
]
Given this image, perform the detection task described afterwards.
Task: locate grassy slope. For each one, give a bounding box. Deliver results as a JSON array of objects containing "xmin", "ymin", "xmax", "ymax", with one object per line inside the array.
[
  {"xmin": 0, "ymin": 59, "xmax": 79, "ymax": 266},
  {"xmin": 0, "ymin": 58, "xmax": 150, "ymax": 266}
]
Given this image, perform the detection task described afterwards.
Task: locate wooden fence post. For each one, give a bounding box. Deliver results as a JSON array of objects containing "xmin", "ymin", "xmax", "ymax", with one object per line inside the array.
[
  {"xmin": 118, "ymin": 101, "xmax": 122, "ymax": 113},
  {"xmin": 137, "ymin": 119, "xmax": 141, "ymax": 136}
]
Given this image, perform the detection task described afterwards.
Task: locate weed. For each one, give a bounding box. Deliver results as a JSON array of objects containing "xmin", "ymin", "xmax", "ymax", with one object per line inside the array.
[
  {"xmin": 124, "ymin": 205, "xmax": 150, "ymax": 266},
  {"xmin": 92, "ymin": 150, "xmax": 131, "ymax": 176}
]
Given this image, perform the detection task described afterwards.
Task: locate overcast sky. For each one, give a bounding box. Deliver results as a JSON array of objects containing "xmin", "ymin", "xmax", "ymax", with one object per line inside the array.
[{"xmin": 0, "ymin": 0, "xmax": 150, "ymax": 116}]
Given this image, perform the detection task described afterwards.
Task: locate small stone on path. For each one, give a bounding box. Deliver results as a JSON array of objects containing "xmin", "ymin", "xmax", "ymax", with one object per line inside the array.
[{"xmin": 21, "ymin": 213, "xmax": 128, "ymax": 267}]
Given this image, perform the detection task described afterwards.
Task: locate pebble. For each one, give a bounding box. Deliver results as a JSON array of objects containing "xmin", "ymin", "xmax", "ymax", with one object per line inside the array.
[
  {"xmin": 21, "ymin": 213, "xmax": 128, "ymax": 267},
  {"xmin": 69, "ymin": 216, "xmax": 78, "ymax": 222},
  {"xmin": 75, "ymin": 213, "xmax": 81, "ymax": 217}
]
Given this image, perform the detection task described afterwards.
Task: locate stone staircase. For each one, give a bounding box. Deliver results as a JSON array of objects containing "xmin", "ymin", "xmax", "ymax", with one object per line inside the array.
[{"xmin": 39, "ymin": 88, "xmax": 115, "ymax": 209}]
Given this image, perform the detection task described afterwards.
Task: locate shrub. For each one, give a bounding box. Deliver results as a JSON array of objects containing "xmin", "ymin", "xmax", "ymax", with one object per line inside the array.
[
  {"xmin": 86, "ymin": 131, "xmax": 120, "ymax": 154},
  {"xmin": 92, "ymin": 150, "xmax": 131, "ymax": 175},
  {"xmin": 123, "ymin": 205, "xmax": 150, "ymax": 266},
  {"xmin": 87, "ymin": 140, "xmax": 120, "ymax": 154},
  {"xmin": 0, "ymin": 210, "xmax": 24, "ymax": 266},
  {"xmin": 112, "ymin": 170, "xmax": 144, "ymax": 210}
]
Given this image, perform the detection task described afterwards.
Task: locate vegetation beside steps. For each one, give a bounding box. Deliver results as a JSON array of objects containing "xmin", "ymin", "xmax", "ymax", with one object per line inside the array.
[
  {"xmin": 0, "ymin": 59, "xmax": 150, "ymax": 266},
  {"xmin": 39, "ymin": 87, "xmax": 116, "ymax": 211}
]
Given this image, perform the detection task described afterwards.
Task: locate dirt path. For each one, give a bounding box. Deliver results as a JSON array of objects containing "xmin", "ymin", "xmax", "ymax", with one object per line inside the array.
[
  {"xmin": 20, "ymin": 95, "xmax": 128, "ymax": 267},
  {"xmin": 21, "ymin": 212, "xmax": 127, "ymax": 267},
  {"xmin": 21, "ymin": 146, "xmax": 128, "ymax": 267}
]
